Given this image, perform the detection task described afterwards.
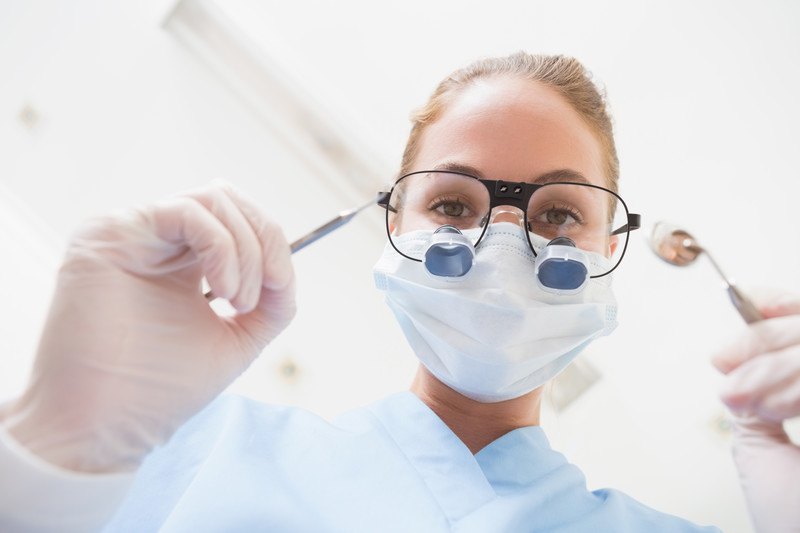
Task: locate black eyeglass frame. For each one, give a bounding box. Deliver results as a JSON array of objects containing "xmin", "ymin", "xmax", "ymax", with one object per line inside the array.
[{"xmin": 378, "ymin": 170, "xmax": 642, "ymax": 278}]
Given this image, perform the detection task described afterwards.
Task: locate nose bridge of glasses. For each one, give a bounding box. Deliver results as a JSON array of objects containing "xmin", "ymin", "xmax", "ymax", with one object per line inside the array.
[
  {"xmin": 487, "ymin": 206, "xmax": 527, "ymax": 228},
  {"xmin": 487, "ymin": 179, "xmax": 528, "ymax": 207},
  {"xmin": 483, "ymin": 179, "xmax": 531, "ymax": 226}
]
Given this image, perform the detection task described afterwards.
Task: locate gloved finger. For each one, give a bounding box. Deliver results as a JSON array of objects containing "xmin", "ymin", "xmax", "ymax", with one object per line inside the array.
[
  {"xmin": 711, "ymin": 313, "xmax": 800, "ymax": 374},
  {"xmin": 758, "ymin": 376, "xmax": 800, "ymax": 422},
  {"xmin": 730, "ymin": 414, "xmax": 788, "ymax": 440},
  {"xmin": 188, "ymin": 182, "xmax": 264, "ymax": 313},
  {"xmin": 757, "ymin": 293, "xmax": 800, "ymax": 319},
  {"xmin": 222, "ymin": 185, "xmax": 294, "ymax": 294},
  {"xmin": 743, "ymin": 287, "xmax": 800, "ymax": 319},
  {"xmin": 220, "ymin": 186, "xmax": 296, "ymax": 348},
  {"xmin": 148, "ymin": 196, "xmax": 241, "ymax": 302},
  {"xmin": 719, "ymin": 345, "xmax": 800, "ymax": 422}
]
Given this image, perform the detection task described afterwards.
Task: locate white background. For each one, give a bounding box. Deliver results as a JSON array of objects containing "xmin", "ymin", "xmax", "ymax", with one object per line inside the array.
[{"xmin": 2, "ymin": 1, "xmax": 799, "ymax": 531}]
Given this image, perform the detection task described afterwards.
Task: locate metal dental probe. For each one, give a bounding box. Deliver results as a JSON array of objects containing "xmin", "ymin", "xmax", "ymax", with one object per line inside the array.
[{"xmin": 204, "ymin": 193, "xmax": 386, "ymax": 301}]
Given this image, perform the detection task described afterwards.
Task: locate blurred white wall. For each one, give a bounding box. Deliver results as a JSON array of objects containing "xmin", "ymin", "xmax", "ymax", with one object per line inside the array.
[{"xmin": 2, "ymin": 1, "xmax": 800, "ymax": 531}]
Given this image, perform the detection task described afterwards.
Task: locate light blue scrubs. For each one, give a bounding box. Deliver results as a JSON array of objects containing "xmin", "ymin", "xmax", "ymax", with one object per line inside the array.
[{"xmin": 104, "ymin": 392, "xmax": 719, "ymax": 532}]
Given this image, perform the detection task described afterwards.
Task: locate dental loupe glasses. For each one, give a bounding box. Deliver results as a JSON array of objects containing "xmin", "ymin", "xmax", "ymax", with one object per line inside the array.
[{"xmin": 379, "ymin": 170, "xmax": 642, "ymax": 293}]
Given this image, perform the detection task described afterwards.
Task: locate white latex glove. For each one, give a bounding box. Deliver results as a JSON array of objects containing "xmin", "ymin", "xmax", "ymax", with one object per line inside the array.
[
  {"xmin": 1, "ymin": 181, "xmax": 295, "ymax": 472},
  {"xmin": 712, "ymin": 291, "xmax": 800, "ymax": 533}
]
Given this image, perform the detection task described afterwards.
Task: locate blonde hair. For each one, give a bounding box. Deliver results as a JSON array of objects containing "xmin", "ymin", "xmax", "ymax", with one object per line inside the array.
[{"xmin": 399, "ymin": 52, "xmax": 619, "ymax": 191}]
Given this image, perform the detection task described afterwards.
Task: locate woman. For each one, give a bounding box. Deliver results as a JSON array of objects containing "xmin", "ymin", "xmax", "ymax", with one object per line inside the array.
[{"xmin": 1, "ymin": 53, "xmax": 798, "ymax": 532}]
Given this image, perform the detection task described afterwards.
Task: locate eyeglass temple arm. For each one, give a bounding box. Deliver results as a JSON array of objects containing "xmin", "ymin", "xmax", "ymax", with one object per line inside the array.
[
  {"xmin": 611, "ymin": 213, "xmax": 642, "ymax": 236},
  {"xmin": 377, "ymin": 191, "xmax": 396, "ymax": 213}
]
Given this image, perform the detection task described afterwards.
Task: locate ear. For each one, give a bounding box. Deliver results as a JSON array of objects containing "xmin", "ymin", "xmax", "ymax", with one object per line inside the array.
[{"xmin": 608, "ymin": 234, "xmax": 619, "ymax": 257}]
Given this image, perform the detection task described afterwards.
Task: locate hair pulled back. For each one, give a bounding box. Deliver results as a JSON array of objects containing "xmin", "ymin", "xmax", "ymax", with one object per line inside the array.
[{"xmin": 400, "ymin": 52, "xmax": 619, "ymax": 191}]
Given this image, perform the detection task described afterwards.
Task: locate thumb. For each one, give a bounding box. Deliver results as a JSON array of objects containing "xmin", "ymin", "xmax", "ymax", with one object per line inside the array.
[
  {"xmin": 747, "ymin": 288, "xmax": 800, "ymax": 320},
  {"xmin": 234, "ymin": 281, "xmax": 297, "ymax": 354}
]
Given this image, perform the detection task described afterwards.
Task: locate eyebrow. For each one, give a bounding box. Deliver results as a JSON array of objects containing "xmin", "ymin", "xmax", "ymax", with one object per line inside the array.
[
  {"xmin": 431, "ymin": 161, "xmax": 592, "ymax": 185},
  {"xmin": 533, "ymin": 169, "xmax": 592, "ymax": 185},
  {"xmin": 432, "ymin": 161, "xmax": 486, "ymax": 178}
]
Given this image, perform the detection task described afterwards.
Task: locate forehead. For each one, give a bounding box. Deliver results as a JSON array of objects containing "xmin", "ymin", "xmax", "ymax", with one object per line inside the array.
[{"xmin": 412, "ymin": 76, "xmax": 606, "ymax": 187}]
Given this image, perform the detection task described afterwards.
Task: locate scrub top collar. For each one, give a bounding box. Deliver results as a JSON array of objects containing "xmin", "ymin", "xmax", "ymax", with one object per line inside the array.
[{"xmin": 362, "ymin": 391, "xmax": 560, "ymax": 522}]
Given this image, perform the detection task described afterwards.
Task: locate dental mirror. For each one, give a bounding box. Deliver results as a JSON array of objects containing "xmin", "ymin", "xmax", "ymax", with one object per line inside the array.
[{"xmin": 649, "ymin": 222, "xmax": 763, "ymax": 324}]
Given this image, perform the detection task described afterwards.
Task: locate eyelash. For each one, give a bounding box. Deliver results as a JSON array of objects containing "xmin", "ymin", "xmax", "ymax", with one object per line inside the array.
[
  {"xmin": 428, "ymin": 195, "xmax": 473, "ymax": 214},
  {"xmin": 531, "ymin": 202, "xmax": 584, "ymax": 224}
]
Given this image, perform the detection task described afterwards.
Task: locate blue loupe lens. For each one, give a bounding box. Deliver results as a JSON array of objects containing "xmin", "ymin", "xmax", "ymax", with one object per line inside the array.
[
  {"xmin": 423, "ymin": 226, "xmax": 474, "ymax": 278},
  {"xmin": 537, "ymin": 258, "xmax": 588, "ymax": 290},
  {"xmin": 535, "ymin": 237, "xmax": 590, "ymax": 292}
]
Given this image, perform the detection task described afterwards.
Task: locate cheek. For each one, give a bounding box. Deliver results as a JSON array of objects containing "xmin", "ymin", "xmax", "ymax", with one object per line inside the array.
[{"xmin": 390, "ymin": 209, "xmax": 431, "ymax": 234}]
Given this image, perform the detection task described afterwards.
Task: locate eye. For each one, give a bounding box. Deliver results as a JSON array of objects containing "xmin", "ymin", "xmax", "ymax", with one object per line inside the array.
[
  {"xmin": 545, "ymin": 209, "xmax": 574, "ymax": 225},
  {"xmin": 439, "ymin": 202, "xmax": 465, "ymax": 217},
  {"xmin": 529, "ymin": 204, "xmax": 584, "ymax": 228},
  {"xmin": 429, "ymin": 196, "xmax": 473, "ymax": 218}
]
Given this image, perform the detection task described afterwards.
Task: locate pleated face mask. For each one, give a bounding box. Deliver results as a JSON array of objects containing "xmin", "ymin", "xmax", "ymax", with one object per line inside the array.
[{"xmin": 373, "ymin": 222, "xmax": 618, "ymax": 403}]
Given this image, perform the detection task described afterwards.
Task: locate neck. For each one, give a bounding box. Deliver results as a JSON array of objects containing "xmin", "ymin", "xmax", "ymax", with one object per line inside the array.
[{"xmin": 409, "ymin": 365, "xmax": 542, "ymax": 454}]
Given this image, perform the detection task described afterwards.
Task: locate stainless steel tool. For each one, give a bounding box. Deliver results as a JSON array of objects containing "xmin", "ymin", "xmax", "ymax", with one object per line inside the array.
[
  {"xmin": 649, "ymin": 222, "xmax": 762, "ymax": 324},
  {"xmin": 204, "ymin": 193, "xmax": 385, "ymax": 300},
  {"xmin": 288, "ymin": 194, "xmax": 383, "ymax": 254}
]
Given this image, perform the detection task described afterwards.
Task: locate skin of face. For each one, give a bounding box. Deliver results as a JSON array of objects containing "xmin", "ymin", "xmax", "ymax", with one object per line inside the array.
[{"xmin": 408, "ymin": 75, "xmax": 610, "ymax": 454}]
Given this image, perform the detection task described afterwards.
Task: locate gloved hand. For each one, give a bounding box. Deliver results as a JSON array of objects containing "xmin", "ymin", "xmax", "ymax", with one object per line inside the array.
[
  {"xmin": 1, "ymin": 181, "xmax": 295, "ymax": 472},
  {"xmin": 711, "ymin": 291, "xmax": 800, "ymax": 533}
]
